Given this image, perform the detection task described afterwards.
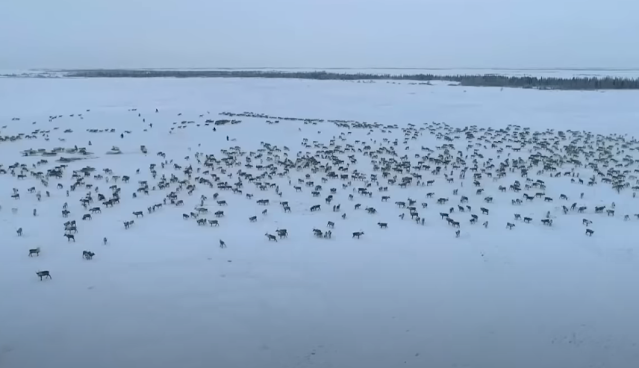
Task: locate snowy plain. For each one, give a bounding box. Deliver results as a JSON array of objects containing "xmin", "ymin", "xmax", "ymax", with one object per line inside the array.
[{"xmin": 1, "ymin": 77, "xmax": 639, "ymax": 368}]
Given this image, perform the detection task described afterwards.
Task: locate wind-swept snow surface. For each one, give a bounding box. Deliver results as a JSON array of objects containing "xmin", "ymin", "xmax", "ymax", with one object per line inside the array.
[{"xmin": 1, "ymin": 78, "xmax": 638, "ymax": 368}]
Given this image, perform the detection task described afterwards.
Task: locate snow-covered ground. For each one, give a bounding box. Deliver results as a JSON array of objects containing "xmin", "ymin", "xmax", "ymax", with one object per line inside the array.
[{"xmin": 1, "ymin": 78, "xmax": 639, "ymax": 368}]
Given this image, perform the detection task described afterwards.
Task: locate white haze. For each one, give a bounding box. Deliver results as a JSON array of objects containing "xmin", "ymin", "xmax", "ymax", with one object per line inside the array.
[{"xmin": 1, "ymin": 0, "xmax": 639, "ymax": 69}]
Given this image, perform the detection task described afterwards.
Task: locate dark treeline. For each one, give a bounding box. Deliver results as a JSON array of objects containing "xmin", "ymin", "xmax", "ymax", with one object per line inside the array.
[{"xmin": 64, "ymin": 69, "xmax": 639, "ymax": 90}]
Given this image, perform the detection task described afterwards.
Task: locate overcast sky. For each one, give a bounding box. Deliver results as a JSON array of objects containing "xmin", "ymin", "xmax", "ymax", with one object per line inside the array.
[{"xmin": 1, "ymin": 0, "xmax": 638, "ymax": 69}]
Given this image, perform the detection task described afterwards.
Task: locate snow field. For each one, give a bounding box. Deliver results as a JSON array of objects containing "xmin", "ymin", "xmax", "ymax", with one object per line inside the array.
[{"xmin": 0, "ymin": 78, "xmax": 638, "ymax": 368}]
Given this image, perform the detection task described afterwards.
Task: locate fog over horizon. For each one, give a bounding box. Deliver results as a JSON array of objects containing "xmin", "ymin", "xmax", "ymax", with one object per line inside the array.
[{"xmin": 2, "ymin": 0, "xmax": 638, "ymax": 70}]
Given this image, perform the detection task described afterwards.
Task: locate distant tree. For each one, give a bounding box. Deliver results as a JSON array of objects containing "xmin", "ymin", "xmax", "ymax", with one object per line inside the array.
[{"xmin": 63, "ymin": 69, "xmax": 639, "ymax": 90}]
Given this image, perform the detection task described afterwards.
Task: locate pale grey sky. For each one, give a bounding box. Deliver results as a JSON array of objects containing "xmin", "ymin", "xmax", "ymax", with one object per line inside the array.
[{"xmin": 1, "ymin": 0, "xmax": 638, "ymax": 69}]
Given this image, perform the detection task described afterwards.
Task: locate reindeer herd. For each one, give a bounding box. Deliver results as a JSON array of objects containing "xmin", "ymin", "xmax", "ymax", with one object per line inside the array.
[{"xmin": 5, "ymin": 107, "xmax": 639, "ymax": 282}]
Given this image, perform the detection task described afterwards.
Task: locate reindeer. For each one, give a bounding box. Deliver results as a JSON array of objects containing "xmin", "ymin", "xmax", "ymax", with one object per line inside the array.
[
  {"xmin": 276, "ymin": 229, "xmax": 288, "ymax": 238},
  {"xmin": 352, "ymin": 231, "xmax": 364, "ymax": 239},
  {"xmin": 36, "ymin": 271, "xmax": 52, "ymax": 280},
  {"xmin": 265, "ymin": 233, "xmax": 277, "ymax": 242}
]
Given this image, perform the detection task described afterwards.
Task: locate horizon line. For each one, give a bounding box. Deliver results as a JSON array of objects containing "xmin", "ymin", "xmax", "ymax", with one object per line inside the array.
[{"xmin": 22, "ymin": 66, "xmax": 639, "ymax": 72}]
